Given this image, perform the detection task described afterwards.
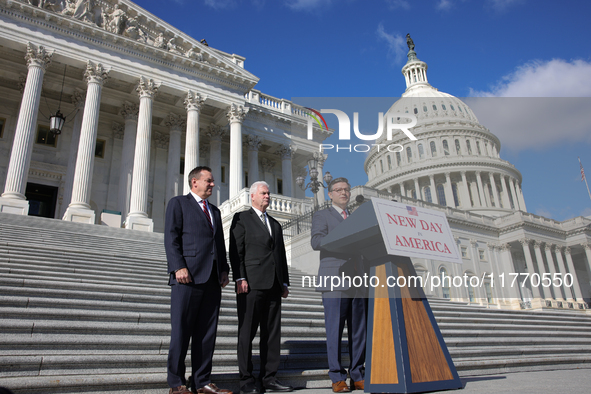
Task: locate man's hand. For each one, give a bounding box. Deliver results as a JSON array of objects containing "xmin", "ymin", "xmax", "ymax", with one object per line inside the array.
[
  {"xmin": 175, "ymin": 268, "xmax": 192, "ymax": 284},
  {"xmin": 282, "ymin": 285, "xmax": 289, "ymax": 299},
  {"xmin": 220, "ymin": 271, "xmax": 230, "ymax": 288},
  {"xmin": 237, "ymin": 279, "xmax": 249, "ymax": 294}
]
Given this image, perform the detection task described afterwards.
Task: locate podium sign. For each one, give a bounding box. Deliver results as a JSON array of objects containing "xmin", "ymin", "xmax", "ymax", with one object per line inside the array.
[
  {"xmin": 320, "ymin": 198, "xmax": 463, "ymax": 393},
  {"xmin": 372, "ymin": 199, "xmax": 462, "ymax": 265}
]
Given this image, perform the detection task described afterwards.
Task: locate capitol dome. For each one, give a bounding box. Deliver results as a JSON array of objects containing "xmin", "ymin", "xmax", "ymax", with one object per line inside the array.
[{"xmin": 365, "ymin": 36, "xmax": 527, "ymax": 217}]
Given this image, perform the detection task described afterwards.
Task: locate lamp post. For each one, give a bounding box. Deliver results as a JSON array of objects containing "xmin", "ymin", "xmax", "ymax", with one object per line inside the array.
[
  {"xmin": 296, "ymin": 157, "xmax": 332, "ymax": 208},
  {"xmin": 49, "ymin": 65, "xmax": 67, "ymax": 135}
]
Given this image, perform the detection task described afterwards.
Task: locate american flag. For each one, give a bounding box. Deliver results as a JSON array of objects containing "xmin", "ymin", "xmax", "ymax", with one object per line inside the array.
[
  {"xmin": 406, "ymin": 206, "xmax": 418, "ymax": 216},
  {"xmin": 580, "ymin": 157, "xmax": 586, "ymax": 182}
]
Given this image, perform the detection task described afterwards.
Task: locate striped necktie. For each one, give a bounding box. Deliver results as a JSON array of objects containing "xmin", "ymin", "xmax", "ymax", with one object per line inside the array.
[{"xmin": 201, "ymin": 200, "xmax": 213, "ymax": 232}]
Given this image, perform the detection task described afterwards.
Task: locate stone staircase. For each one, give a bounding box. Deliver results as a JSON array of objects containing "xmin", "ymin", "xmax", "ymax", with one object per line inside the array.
[{"xmin": 1, "ymin": 213, "xmax": 591, "ymax": 393}]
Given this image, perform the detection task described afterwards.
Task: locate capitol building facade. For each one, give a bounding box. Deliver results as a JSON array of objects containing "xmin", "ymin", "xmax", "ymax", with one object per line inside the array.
[{"xmin": 0, "ymin": 0, "xmax": 590, "ymax": 311}]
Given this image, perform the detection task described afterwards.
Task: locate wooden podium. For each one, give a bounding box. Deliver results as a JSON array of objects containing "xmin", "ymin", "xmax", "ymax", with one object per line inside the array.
[{"xmin": 320, "ymin": 199, "xmax": 462, "ymax": 393}]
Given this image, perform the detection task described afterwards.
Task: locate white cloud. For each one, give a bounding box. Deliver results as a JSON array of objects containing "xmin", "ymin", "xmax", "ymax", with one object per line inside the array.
[
  {"xmin": 204, "ymin": 0, "xmax": 237, "ymax": 9},
  {"xmin": 486, "ymin": 0, "xmax": 524, "ymax": 12},
  {"xmin": 376, "ymin": 23, "xmax": 406, "ymax": 65},
  {"xmin": 465, "ymin": 59, "xmax": 591, "ymax": 152},
  {"xmin": 436, "ymin": 0, "xmax": 453, "ymax": 10},
  {"xmin": 285, "ymin": 0, "xmax": 332, "ymax": 11},
  {"xmin": 386, "ymin": 0, "xmax": 410, "ymax": 10},
  {"xmin": 470, "ymin": 59, "xmax": 591, "ymax": 97}
]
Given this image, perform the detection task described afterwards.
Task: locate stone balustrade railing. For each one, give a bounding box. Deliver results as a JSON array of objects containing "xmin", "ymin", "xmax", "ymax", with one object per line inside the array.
[
  {"xmin": 219, "ymin": 188, "xmax": 314, "ymax": 220},
  {"xmin": 244, "ymin": 89, "xmax": 311, "ymax": 121}
]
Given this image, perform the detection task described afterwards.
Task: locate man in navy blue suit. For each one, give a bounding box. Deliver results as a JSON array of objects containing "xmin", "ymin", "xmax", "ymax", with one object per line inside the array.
[
  {"xmin": 311, "ymin": 177, "xmax": 367, "ymax": 393},
  {"xmin": 164, "ymin": 166, "xmax": 233, "ymax": 394}
]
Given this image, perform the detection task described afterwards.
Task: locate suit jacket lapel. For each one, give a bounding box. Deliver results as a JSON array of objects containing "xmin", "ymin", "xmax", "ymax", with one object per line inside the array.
[
  {"xmin": 329, "ymin": 206, "xmax": 344, "ymax": 223},
  {"xmin": 250, "ymin": 208, "xmax": 273, "ymax": 239},
  {"xmin": 188, "ymin": 194, "xmax": 215, "ymax": 233}
]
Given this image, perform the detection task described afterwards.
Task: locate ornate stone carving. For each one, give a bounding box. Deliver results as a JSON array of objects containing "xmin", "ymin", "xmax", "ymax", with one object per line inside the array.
[
  {"xmin": 261, "ymin": 158, "xmax": 275, "ymax": 172},
  {"xmin": 153, "ymin": 131, "xmax": 169, "ymax": 149},
  {"xmin": 184, "ymin": 91, "xmax": 205, "ymax": 112},
  {"xmin": 84, "ymin": 61, "xmax": 109, "ymax": 85},
  {"xmin": 153, "ymin": 33, "xmax": 167, "ymax": 49},
  {"xmin": 136, "ymin": 77, "xmax": 159, "ymax": 99},
  {"xmin": 276, "ymin": 144, "xmax": 295, "ymax": 160},
  {"xmin": 186, "ymin": 47, "xmax": 204, "ymax": 61},
  {"xmin": 123, "ymin": 16, "xmax": 148, "ymax": 43},
  {"xmin": 166, "ymin": 37, "xmax": 184, "ymax": 55},
  {"xmin": 72, "ymin": 89, "xmax": 86, "ymax": 109},
  {"xmin": 103, "ymin": 4, "xmax": 127, "ymax": 35},
  {"xmin": 226, "ymin": 104, "xmax": 247, "ymax": 124},
  {"xmin": 519, "ymin": 238, "xmax": 531, "ymax": 247},
  {"xmin": 112, "ymin": 122, "xmax": 124, "ymax": 140},
  {"xmin": 120, "ymin": 101, "xmax": 139, "ymax": 121},
  {"xmin": 245, "ymin": 135, "xmax": 262, "ymax": 151},
  {"xmin": 165, "ymin": 113, "xmax": 186, "ymax": 131},
  {"xmin": 313, "ymin": 151, "xmax": 327, "ymax": 165},
  {"xmin": 25, "ymin": 42, "xmax": 52, "ymax": 70},
  {"xmin": 470, "ymin": 239, "xmax": 478, "ymax": 247},
  {"xmin": 206, "ymin": 124, "xmax": 226, "ymax": 141}
]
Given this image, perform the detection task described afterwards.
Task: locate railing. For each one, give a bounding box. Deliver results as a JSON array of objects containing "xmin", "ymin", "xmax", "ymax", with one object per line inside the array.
[
  {"xmin": 281, "ymin": 201, "xmax": 332, "ymax": 238},
  {"xmin": 220, "ymin": 188, "xmax": 314, "ymax": 219}
]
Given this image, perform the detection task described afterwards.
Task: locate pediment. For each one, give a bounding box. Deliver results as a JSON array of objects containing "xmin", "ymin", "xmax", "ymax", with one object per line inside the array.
[{"xmin": 3, "ymin": 0, "xmax": 259, "ymax": 91}]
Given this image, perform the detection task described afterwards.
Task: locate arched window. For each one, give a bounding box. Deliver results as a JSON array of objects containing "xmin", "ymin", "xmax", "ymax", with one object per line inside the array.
[
  {"xmin": 396, "ymin": 152, "xmax": 402, "ymax": 166},
  {"xmin": 432, "ymin": 104, "xmax": 437, "ymax": 110},
  {"xmin": 387, "ymin": 155, "xmax": 392, "ymax": 170},
  {"xmin": 450, "ymin": 104, "xmax": 455, "ymax": 111},
  {"xmin": 442, "ymin": 104, "xmax": 447, "ymax": 110},
  {"xmin": 442, "ymin": 140, "xmax": 450, "ymax": 155},
  {"xmin": 413, "ymin": 107, "xmax": 418, "ymax": 115},
  {"xmin": 440, "ymin": 267, "xmax": 450, "ymax": 299},
  {"xmin": 423, "ymin": 105, "xmax": 428, "ymax": 112},
  {"xmin": 424, "ymin": 186, "xmax": 432, "ymax": 203},
  {"xmin": 452, "ymin": 183, "xmax": 460, "ymax": 207},
  {"xmin": 406, "ymin": 147, "xmax": 412, "ymax": 163},
  {"xmin": 466, "ymin": 140, "xmax": 472, "ymax": 155},
  {"xmin": 455, "ymin": 139, "xmax": 461, "ymax": 154},
  {"xmin": 430, "ymin": 141, "xmax": 437, "ymax": 157},
  {"xmin": 436, "ymin": 184, "xmax": 446, "ymax": 206},
  {"xmin": 418, "ymin": 143, "xmax": 424, "ymax": 159}
]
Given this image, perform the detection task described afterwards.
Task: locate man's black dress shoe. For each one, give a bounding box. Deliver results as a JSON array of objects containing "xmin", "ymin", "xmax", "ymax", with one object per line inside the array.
[
  {"xmin": 240, "ymin": 382, "xmax": 259, "ymax": 394},
  {"xmin": 263, "ymin": 380, "xmax": 293, "ymax": 392}
]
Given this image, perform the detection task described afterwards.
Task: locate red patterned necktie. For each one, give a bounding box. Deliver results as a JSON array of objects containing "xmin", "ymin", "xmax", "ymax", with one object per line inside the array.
[
  {"xmin": 201, "ymin": 200, "xmax": 213, "ymax": 232},
  {"xmin": 342, "ymin": 210, "xmax": 347, "ymax": 219}
]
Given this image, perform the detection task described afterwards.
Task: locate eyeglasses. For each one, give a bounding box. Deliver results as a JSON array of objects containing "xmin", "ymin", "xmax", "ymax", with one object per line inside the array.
[{"xmin": 331, "ymin": 188, "xmax": 351, "ymax": 194}]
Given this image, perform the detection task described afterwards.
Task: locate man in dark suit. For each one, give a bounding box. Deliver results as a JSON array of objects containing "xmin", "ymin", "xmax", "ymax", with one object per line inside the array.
[
  {"xmin": 229, "ymin": 181, "xmax": 293, "ymax": 394},
  {"xmin": 165, "ymin": 166, "xmax": 233, "ymax": 394},
  {"xmin": 311, "ymin": 177, "xmax": 366, "ymax": 393}
]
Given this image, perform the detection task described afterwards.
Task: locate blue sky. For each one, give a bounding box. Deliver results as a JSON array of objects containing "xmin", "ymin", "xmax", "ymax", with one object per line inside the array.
[{"xmin": 134, "ymin": 0, "xmax": 591, "ymax": 221}]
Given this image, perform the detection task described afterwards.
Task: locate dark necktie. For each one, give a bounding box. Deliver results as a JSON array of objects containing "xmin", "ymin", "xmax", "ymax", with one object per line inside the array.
[{"xmin": 202, "ymin": 200, "xmax": 213, "ymax": 232}]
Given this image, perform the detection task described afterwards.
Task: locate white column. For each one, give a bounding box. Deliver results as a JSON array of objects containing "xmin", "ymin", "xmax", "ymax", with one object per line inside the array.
[
  {"xmin": 246, "ymin": 135, "xmax": 262, "ymax": 186},
  {"xmin": 520, "ymin": 239, "xmax": 541, "ymax": 299},
  {"xmin": 165, "ymin": 113, "xmax": 185, "ymax": 205},
  {"xmin": 125, "ymin": 77, "xmax": 159, "ymax": 232},
  {"xmin": 227, "ymin": 104, "xmax": 247, "ymax": 198},
  {"xmin": 183, "ymin": 91, "xmax": 204, "ymax": 195},
  {"xmin": 475, "ymin": 171, "xmax": 486, "ymax": 207},
  {"xmin": 206, "ymin": 124, "xmax": 226, "ymax": 205},
  {"xmin": 488, "ymin": 173, "xmax": 500, "ymax": 208},
  {"xmin": 261, "ymin": 158, "xmax": 276, "ymax": 194},
  {"xmin": 509, "ymin": 178, "xmax": 520, "ymax": 210},
  {"xmin": 117, "ymin": 101, "xmax": 139, "ymax": 219},
  {"xmin": 460, "ymin": 171, "xmax": 471, "ymax": 209},
  {"xmin": 564, "ymin": 247, "xmax": 585, "ymax": 302},
  {"xmin": 582, "ymin": 243, "xmax": 591, "ymax": 289},
  {"xmin": 533, "ymin": 241, "xmax": 552, "ymax": 299},
  {"xmin": 399, "ymin": 182, "xmax": 406, "ymax": 198},
  {"xmin": 0, "ymin": 43, "xmax": 52, "ymax": 215},
  {"xmin": 500, "ymin": 175, "xmax": 511, "ymax": 210},
  {"xmin": 499, "ymin": 244, "xmax": 522, "ymax": 301},
  {"xmin": 516, "ymin": 182, "xmax": 527, "ymax": 212},
  {"xmin": 314, "ymin": 151, "xmax": 328, "ymax": 205},
  {"xmin": 544, "ymin": 244, "xmax": 560, "ymax": 299},
  {"xmin": 151, "ymin": 131, "xmax": 169, "ymax": 233},
  {"xmin": 429, "ymin": 175, "xmax": 437, "ymax": 204},
  {"xmin": 63, "ymin": 61, "xmax": 109, "ymax": 224},
  {"xmin": 444, "ymin": 172, "xmax": 454, "ymax": 207},
  {"xmin": 60, "ymin": 89, "xmax": 85, "ymax": 217},
  {"xmin": 277, "ymin": 144, "xmax": 295, "ymax": 197},
  {"xmin": 554, "ymin": 246, "xmax": 574, "ymax": 301},
  {"xmin": 413, "ymin": 178, "xmax": 421, "ymax": 200}
]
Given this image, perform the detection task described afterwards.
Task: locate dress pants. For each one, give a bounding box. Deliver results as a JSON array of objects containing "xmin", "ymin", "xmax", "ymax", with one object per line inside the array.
[
  {"xmin": 322, "ymin": 290, "xmax": 367, "ymax": 383},
  {"xmin": 167, "ymin": 271, "xmax": 221, "ymax": 388},
  {"xmin": 237, "ymin": 280, "xmax": 282, "ymax": 388}
]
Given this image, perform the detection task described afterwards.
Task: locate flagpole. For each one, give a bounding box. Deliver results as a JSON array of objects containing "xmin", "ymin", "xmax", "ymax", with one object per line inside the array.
[{"xmin": 580, "ymin": 157, "xmax": 591, "ymax": 201}]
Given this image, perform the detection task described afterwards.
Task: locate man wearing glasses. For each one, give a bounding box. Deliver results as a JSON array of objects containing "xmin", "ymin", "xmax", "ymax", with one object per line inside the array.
[{"xmin": 311, "ymin": 178, "xmax": 366, "ymax": 393}]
